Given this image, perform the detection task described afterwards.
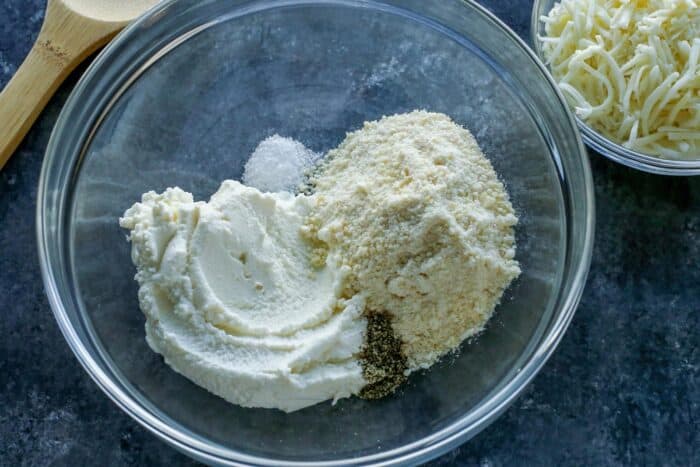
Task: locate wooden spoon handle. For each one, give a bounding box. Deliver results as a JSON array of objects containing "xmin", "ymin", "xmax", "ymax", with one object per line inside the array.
[
  {"xmin": 0, "ymin": 0, "xmax": 125, "ymax": 170},
  {"xmin": 0, "ymin": 34, "xmax": 77, "ymax": 169}
]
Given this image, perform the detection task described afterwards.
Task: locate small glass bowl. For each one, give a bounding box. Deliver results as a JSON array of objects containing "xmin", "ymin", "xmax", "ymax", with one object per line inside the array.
[
  {"xmin": 531, "ymin": 0, "xmax": 700, "ymax": 176},
  {"xmin": 38, "ymin": 0, "xmax": 594, "ymax": 465}
]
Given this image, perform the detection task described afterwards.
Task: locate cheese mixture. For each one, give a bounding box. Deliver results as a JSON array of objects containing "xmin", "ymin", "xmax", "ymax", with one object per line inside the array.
[
  {"xmin": 540, "ymin": 0, "xmax": 700, "ymax": 158},
  {"xmin": 121, "ymin": 111, "xmax": 520, "ymax": 412}
]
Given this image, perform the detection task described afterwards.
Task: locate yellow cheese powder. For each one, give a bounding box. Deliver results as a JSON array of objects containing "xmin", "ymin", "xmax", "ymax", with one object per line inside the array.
[{"xmin": 303, "ymin": 111, "xmax": 520, "ymax": 370}]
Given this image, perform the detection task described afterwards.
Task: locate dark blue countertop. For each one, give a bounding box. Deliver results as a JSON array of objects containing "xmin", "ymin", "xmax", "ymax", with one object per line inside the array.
[{"xmin": 1, "ymin": 1, "xmax": 697, "ymax": 465}]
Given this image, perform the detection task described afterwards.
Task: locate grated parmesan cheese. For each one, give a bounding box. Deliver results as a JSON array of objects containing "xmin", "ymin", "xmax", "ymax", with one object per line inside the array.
[
  {"xmin": 540, "ymin": 0, "xmax": 700, "ymax": 159},
  {"xmin": 303, "ymin": 111, "xmax": 521, "ymax": 370}
]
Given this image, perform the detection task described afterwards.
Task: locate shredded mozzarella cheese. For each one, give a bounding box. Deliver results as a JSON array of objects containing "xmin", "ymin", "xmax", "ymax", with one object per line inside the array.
[{"xmin": 540, "ymin": 0, "xmax": 700, "ymax": 159}]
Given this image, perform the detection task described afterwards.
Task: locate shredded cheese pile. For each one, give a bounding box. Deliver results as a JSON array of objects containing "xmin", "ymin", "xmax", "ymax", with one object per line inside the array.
[{"xmin": 540, "ymin": 0, "xmax": 700, "ymax": 159}]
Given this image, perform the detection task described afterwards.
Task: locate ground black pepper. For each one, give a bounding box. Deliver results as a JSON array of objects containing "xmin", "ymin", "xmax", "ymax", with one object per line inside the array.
[{"xmin": 359, "ymin": 311, "xmax": 407, "ymax": 400}]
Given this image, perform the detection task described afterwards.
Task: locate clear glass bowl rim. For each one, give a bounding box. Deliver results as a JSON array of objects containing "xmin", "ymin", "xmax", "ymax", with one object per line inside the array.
[
  {"xmin": 37, "ymin": 0, "xmax": 595, "ymax": 465},
  {"xmin": 530, "ymin": 0, "xmax": 700, "ymax": 176}
]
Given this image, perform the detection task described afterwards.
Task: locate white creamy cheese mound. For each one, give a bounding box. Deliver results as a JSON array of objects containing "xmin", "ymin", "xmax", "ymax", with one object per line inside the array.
[
  {"xmin": 540, "ymin": 0, "xmax": 700, "ymax": 158},
  {"xmin": 120, "ymin": 182, "xmax": 366, "ymax": 412}
]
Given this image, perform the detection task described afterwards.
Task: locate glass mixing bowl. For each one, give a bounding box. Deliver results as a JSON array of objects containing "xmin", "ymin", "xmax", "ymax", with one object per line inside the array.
[
  {"xmin": 531, "ymin": 0, "xmax": 700, "ymax": 176},
  {"xmin": 38, "ymin": 0, "xmax": 594, "ymax": 464}
]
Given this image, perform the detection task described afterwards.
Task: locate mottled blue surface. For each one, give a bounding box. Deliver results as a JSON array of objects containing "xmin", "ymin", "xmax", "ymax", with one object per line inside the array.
[{"xmin": 0, "ymin": 1, "xmax": 697, "ymax": 466}]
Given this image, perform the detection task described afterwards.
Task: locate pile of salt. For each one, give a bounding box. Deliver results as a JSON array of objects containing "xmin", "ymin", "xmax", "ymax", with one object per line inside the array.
[{"xmin": 242, "ymin": 135, "xmax": 320, "ymax": 193}]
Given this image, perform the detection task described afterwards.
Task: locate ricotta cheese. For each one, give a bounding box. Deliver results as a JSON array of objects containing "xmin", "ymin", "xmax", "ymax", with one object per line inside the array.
[{"xmin": 120, "ymin": 182, "xmax": 366, "ymax": 412}]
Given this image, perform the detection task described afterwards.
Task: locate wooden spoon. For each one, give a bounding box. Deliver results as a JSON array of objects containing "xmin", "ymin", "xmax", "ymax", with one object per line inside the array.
[{"xmin": 0, "ymin": 0, "xmax": 158, "ymax": 170}]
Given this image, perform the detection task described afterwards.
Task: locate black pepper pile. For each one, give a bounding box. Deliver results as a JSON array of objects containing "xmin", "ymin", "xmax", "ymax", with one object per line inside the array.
[{"xmin": 359, "ymin": 311, "xmax": 408, "ymax": 400}]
